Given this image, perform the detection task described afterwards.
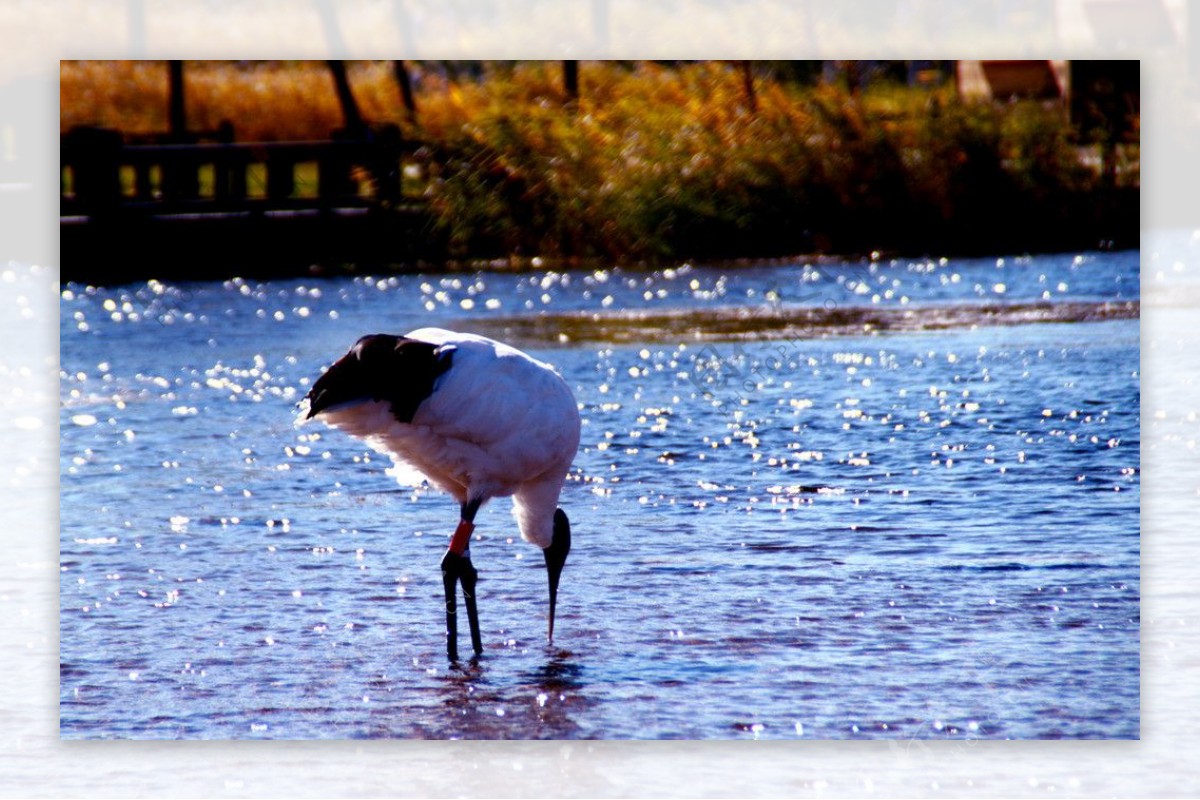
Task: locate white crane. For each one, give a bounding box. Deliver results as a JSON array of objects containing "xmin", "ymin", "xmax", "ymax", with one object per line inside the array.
[{"xmin": 299, "ymin": 328, "xmax": 581, "ymax": 661}]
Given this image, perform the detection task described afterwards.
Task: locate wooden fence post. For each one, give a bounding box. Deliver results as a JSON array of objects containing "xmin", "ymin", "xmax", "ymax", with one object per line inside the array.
[
  {"xmin": 372, "ymin": 123, "xmax": 403, "ymax": 204},
  {"xmin": 267, "ymin": 150, "xmax": 295, "ymax": 201},
  {"xmin": 64, "ymin": 126, "xmax": 123, "ymax": 215}
]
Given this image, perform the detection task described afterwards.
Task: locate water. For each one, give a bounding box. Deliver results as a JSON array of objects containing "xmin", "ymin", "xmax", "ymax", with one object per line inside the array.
[{"xmin": 59, "ymin": 251, "xmax": 1140, "ymax": 739}]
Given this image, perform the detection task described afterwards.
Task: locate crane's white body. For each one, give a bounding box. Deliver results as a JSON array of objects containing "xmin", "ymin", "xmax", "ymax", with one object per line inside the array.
[{"xmin": 305, "ymin": 328, "xmax": 580, "ymax": 549}]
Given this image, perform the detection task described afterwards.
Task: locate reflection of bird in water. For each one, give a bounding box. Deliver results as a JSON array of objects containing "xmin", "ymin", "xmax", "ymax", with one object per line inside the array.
[
  {"xmin": 527, "ymin": 654, "xmax": 586, "ymax": 694},
  {"xmin": 300, "ymin": 328, "xmax": 581, "ymax": 662}
]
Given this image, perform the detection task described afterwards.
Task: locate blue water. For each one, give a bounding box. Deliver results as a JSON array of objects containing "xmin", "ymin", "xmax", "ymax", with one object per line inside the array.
[{"xmin": 59, "ymin": 252, "xmax": 1140, "ymax": 739}]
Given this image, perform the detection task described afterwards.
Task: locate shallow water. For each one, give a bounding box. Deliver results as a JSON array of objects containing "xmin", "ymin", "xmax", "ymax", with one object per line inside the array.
[{"xmin": 59, "ymin": 251, "xmax": 1140, "ymax": 739}]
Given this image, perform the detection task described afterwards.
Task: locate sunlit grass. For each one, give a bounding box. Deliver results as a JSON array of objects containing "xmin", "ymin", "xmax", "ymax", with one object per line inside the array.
[{"xmin": 61, "ymin": 60, "xmax": 1135, "ymax": 262}]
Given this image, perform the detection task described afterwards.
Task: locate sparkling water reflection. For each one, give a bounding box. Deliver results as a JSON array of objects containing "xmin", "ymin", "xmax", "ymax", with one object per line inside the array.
[{"xmin": 60, "ymin": 252, "xmax": 1139, "ymax": 739}]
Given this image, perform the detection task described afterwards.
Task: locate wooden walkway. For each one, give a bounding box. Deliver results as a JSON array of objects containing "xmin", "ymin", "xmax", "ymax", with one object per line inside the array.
[{"xmin": 60, "ymin": 126, "xmax": 442, "ymax": 284}]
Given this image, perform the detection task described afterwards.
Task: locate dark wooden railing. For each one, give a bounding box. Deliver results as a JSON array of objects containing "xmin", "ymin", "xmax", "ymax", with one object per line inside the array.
[
  {"xmin": 61, "ymin": 125, "xmax": 425, "ymax": 217},
  {"xmin": 60, "ymin": 126, "xmax": 440, "ymax": 283}
]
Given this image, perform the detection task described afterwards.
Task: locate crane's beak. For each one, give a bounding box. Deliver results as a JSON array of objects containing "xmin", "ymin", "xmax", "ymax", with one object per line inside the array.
[{"xmin": 544, "ymin": 508, "xmax": 571, "ymax": 643}]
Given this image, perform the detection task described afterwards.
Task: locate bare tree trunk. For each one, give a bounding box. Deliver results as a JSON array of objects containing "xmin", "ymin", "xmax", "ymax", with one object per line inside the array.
[
  {"xmin": 563, "ymin": 60, "xmax": 579, "ymax": 106},
  {"xmin": 392, "ymin": 60, "xmax": 418, "ymax": 124},
  {"xmin": 844, "ymin": 60, "xmax": 861, "ymax": 97},
  {"xmin": 168, "ymin": 60, "xmax": 186, "ymax": 140},
  {"xmin": 326, "ymin": 60, "xmax": 366, "ymax": 136},
  {"xmin": 739, "ymin": 61, "xmax": 757, "ymax": 114},
  {"xmin": 164, "ymin": 60, "xmax": 198, "ymax": 198}
]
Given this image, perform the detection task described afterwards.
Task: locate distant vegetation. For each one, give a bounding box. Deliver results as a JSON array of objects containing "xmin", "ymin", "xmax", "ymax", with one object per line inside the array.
[{"xmin": 60, "ymin": 60, "xmax": 1139, "ymax": 264}]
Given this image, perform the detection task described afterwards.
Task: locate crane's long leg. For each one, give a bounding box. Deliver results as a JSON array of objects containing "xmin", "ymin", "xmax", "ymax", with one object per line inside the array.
[
  {"xmin": 460, "ymin": 555, "xmax": 482, "ymax": 658},
  {"xmin": 441, "ymin": 498, "xmax": 483, "ymax": 662}
]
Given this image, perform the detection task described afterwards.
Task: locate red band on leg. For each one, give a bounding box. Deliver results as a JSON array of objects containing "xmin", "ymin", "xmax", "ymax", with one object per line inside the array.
[{"xmin": 449, "ymin": 519, "xmax": 475, "ymax": 555}]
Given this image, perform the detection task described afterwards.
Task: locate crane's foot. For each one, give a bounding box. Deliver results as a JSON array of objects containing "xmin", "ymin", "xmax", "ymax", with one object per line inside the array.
[{"xmin": 441, "ymin": 549, "xmax": 483, "ymax": 662}]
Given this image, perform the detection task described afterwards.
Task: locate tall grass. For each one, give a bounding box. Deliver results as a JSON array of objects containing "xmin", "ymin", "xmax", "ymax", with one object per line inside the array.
[
  {"xmin": 60, "ymin": 61, "xmax": 1137, "ymax": 262},
  {"xmin": 62, "ymin": 61, "xmax": 387, "ymax": 139}
]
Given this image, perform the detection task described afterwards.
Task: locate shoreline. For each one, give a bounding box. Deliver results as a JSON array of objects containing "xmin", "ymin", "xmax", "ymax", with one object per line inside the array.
[{"xmin": 59, "ymin": 196, "xmax": 1138, "ymax": 287}]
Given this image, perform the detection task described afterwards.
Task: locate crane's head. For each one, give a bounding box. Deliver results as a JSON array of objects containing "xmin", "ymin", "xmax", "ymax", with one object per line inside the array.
[
  {"xmin": 544, "ymin": 508, "xmax": 571, "ymax": 644},
  {"xmin": 301, "ymin": 334, "xmax": 454, "ymax": 424}
]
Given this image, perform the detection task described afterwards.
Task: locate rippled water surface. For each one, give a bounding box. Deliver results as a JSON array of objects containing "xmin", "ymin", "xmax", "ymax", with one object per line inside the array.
[{"xmin": 60, "ymin": 252, "xmax": 1140, "ymax": 739}]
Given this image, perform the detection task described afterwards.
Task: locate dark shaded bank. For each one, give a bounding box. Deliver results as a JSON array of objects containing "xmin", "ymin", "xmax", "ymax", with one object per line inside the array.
[
  {"xmin": 60, "ymin": 207, "xmax": 446, "ymax": 285},
  {"xmin": 59, "ymin": 186, "xmax": 1136, "ymax": 286}
]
